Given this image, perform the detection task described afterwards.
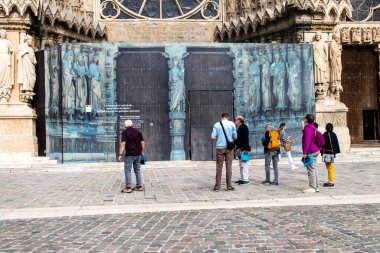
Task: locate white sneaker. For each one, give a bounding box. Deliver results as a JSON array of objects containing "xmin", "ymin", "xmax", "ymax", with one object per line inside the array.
[
  {"xmin": 303, "ymin": 188, "xmax": 316, "ymax": 193},
  {"xmin": 291, "ymin": 166, "xmax": 298, "ymax": 171},
  {"xmin": 315, "ymin": 188, "xmax": 320, "ymax": 192}
]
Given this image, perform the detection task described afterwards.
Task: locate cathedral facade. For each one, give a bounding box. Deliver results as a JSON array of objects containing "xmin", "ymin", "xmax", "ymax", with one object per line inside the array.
[{"xmin": 0, "ymin": 0, "xmax": 378, "ymax": 161}]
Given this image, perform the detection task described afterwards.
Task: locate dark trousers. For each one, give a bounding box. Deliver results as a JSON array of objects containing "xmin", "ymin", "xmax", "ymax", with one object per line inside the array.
[{"xmin": 215, "ymin": 148, "xmax": 234, "ymax": 189}]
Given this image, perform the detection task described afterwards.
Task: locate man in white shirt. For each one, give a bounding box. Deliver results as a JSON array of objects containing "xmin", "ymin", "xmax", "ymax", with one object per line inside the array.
[{"xmin": 211, "ymin": 112, "xmax": 237, "ymax": 191}]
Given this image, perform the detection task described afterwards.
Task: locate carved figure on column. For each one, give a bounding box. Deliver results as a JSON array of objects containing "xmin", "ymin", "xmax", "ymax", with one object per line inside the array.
[
  {"xmin": 169, "ymin": 57, "xmax": 185, "ymax": 113},
  {"xmin": 88, "ymin": 55, "xmax": 102, "ymax": 112},
  {"xmin": 261, "ymin": 54, "xmax": 272, "ymax": 112},
  {"xmin": 287, "ymin": 51, "xmax": 302, "ymax": 111},
  {"xmin": 270, "ymin": 53, "xmax": 286, "ymax": 110},
  {"xmin": 313, "ymin": 32, "xmax": 329, "ymax": 101},
  {"xmin": 0, "ymin": 30, "xmax": 14, "ymax": 103},
  {"xmin": 73, "ymin": 53, "xmax": 88, "ymax": 113},
  {"xmin": 18, "ymin": 35, "xmax": 37, "ymax": 102},
  {"xmin": 62, "ymin": 50, "xmax": 76, "ymax": 118},
  {"xmin": 248, "ymin": 54, "xmax": 261, "ymax": 114},
  {"xmin": 329, "ymin": 33, "xmax": 343, "ymax": 101}
]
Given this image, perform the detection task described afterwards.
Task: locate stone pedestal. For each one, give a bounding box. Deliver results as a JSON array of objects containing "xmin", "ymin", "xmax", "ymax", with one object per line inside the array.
[
  {"xmin": 169, "ymin": 112, "xmax": 186, "ymax": 160},
  {"xmin": 316, "ymin": 98, "xmax": 351, "ymax": 152},
  {"xmin": 0, "ymin": 103, "xmax": 38, "ymax": 161}
]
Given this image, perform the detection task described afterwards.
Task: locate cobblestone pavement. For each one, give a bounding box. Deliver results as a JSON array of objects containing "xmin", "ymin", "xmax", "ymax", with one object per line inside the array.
[
  {"xmin": 0, "ymin": 161, "xmax": 379, "ymax": 209},
  {"xmin": 0, "ymin": 204, "xmax": 379, "ymax": 252}
]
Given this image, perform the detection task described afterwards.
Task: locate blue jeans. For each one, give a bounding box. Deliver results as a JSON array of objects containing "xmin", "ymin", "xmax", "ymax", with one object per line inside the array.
[{"xmin": 124, "ymin": 156, "xmax": 142, "ymax": 187}]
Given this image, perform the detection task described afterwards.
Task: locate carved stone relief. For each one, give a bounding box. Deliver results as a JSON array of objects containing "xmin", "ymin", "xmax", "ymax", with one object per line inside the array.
[
  {"xmin": 313, "ymin": 32, "xmax": 329, "ymax": 101},
  {"xmin": 18, "ymin": 35, "xmax": 37, "ymax": 103},
  {"xmin": 0, "ymin": 30, "xmax": 14, "ymax": 103}
]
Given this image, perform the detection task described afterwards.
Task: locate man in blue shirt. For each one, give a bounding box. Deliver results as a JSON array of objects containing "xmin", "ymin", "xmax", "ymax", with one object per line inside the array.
[{"xmin": 211, "ymin": 112, "xmax": 237, "ymax": 191}]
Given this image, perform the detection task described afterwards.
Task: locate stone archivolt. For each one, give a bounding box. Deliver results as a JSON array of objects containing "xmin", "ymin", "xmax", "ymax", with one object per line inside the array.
[
  {"xmin": 0, "ymin": 0, "xmax": 39, "ymax": 17},
  {"xmin": 215, "ymin": 0, "xmax": 352, "ymax": 42}
]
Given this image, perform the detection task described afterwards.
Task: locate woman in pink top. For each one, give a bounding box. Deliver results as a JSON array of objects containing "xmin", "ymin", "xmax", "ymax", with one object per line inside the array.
[{"xmin": 301, "ymin": 114, "xmax": 321, "ymax": 193}]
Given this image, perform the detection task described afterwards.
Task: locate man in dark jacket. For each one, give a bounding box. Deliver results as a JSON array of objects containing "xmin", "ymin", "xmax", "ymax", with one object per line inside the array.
[
  {"xmin": 118, "ymin": 120, "xmax": 145, "ymax": 193},
  {"xmin": 321, "ymin": 123, "xmax": 340, "ymax": 187},
  {"xmin": 234, "ymin": 116, "xmax": 251, "ymax": 185}
]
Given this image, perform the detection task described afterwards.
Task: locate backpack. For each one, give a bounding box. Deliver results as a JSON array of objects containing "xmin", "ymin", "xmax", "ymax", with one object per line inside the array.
[
  {"xmin": 268, "ymin": 130, "xmax": 280, "ymax": 151},
  {"xmin": 314, "ymin": 130, "xmax": 325, "ymax": 150}
]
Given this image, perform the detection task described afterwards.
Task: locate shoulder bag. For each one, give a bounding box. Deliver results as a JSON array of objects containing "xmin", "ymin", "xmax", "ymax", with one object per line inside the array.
[
  {"xmin": 220, "ymin": 121, "xmax": 235, "ymax": 150},
  {"xmin": 322, "ymin": 132, "xmax": 335, "ymax": 163}
]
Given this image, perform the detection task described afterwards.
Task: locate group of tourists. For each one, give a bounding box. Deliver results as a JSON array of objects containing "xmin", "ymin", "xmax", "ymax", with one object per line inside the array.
[
  {"xmin": 211, "ymin": 112, "xmax": 340, "ymax": 193},
  {"xmin": 117, "ymin": 112, "xmax": 340, "ymax": 194}
]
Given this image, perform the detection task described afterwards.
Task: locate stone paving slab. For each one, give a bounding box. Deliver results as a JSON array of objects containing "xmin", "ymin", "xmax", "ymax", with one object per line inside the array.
[
  {"xmin": 0, "ymin": 161, "xmax": 379, "ymax": 209},
  {"xmin": 1, "ymin": 194, "xmax": 379, "ymax": 220},
  {"xmin": 0, "ymin": 204, "xmax": 379, "ymax": 252}
]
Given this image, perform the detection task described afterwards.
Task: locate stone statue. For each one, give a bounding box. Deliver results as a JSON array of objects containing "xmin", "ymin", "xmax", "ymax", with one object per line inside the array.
[
  {"xmin": 313, "ymin": 32, "xmax": 329, "ymax": 100},
  {"xmin": 169, "ymin": 58, "xmax": 185, "ymax": 112},
  {"xmin": 0, "ymin": 30, "xmax": 14, "ymax": 102},
  {"xmin": 73, "ymin": 53, "xmax": 88, "ymax": 112},
  {"xmin": 49, "ymin": 51, "xmax": 59, "ymax": 108},
  {"xmin": 248, "ymin": 54, "xmax": 261, "ymax": 114},
  {"xmin": 261, "ymin": 54, "xmax": 272, "ymax": 111},
  {"xmin": 18, "ymin": 35, "xmax": 37, "ymax": 92},
  {"xmin": 287, "ymin": 51, "xmax": 302, "ymax": 111},
  {"xmin": 270, "ymin": 53, "xmax": 286, "ymax": 109},
  {"xmin": 88, "ymin": 56, "xmax": 102, "ymax": 111},
  {"xmin": 62, "ymin": 50, "xmax": 76, "ymax": 116},
  {"xmin": 329, "ymin": 33, "xmax": 343, "ymax": 101}
]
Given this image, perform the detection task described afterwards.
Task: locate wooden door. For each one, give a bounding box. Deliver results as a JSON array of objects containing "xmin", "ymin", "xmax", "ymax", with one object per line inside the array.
[
  {"xmin": 117, "ymin": 47, "xmax": 171, "ymax": 160},
  {"xmin": 341, "ymin": 46, "xmax": 379, "ymax": 142},
  {"xmin": 189, "ymin": 91, "xmax": 234, "ymax": 161}
]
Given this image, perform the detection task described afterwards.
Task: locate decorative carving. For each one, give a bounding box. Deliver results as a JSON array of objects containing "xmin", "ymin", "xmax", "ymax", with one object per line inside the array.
[
  {"xmin": 18, "ymin": 35, "xmax": 37, "ymax": 103},
  {"xmin": 163, "ymin": 46, "xmax": 188, "ymax": 160},
  {"xmin": 261, "ymin": 53, "xmax": 272, "ymax": 112},
  {"xmin": 340, "ymin": 27, "xmax": 350, "ymax": 43},
  {"xmin": 313, "ymin": 32, "xmax": 329, "ymax": 101},
  {"xmin": 0, "ymin": 30, "xmax": 14, "ymax": 103},
  {"xmin": 362, "ymin": 28, "xmax": 373, "ymax": 43},
  {"xmin": 373, "ymin": 27, "xmax": 380, "ymax": 43},
  {"xmin": 351, "ymin": 28, "xmax": 361, "ymax": 43},
  {"xmin": 287, "ymin": 50, "xmax": 302, "ymax": 111},
  {"xmin": 271, "ymin": 53, "xmax": 286, "ymax": 110},
  {"xmin": 88, "ymin": 55, "xmax": 102, "ymax": 113},
  {"xmin": 329, "ymin": 33, "xmax": 343, "ymax": 101},
  {"xmin": 216, "ymin": 0, "xmax": 352, "ymax": 41}
]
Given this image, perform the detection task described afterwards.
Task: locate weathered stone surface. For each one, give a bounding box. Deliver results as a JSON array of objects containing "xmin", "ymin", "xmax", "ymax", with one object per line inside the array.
[{"xmin": 105, "ymin": 22, "xmax": 218, "ymax": 43}]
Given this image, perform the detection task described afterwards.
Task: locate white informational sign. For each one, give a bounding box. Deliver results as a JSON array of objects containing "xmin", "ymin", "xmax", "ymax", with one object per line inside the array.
[{"xmin": 86, "ymin": 105, "xmax": 92, "ymax": 113}]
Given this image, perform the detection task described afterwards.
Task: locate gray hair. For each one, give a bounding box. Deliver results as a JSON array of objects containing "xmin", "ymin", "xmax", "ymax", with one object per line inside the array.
[
  {"xmin": 236, "ymin": 116, "xmax": 244, "ymax": 123},
  {"xmin": 124, "ymin": 120, "xmax": 133, "ymax": 127},
  {"xmin": 265, "ymin": 122, "xmax": 273, "ymax": 129}
]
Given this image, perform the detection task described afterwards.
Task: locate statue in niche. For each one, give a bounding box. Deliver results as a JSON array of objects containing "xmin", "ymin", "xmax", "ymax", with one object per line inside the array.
[
  {"xmin": 287, "ymin": 51, "xmax": 302, "ymax": 111},
  {"xmin": 49, "ymin": 51, "xmax": 59, "ymax": 109},
  {"xmin": 88, "ymin": 55, "xmax": 102, "ymax": 112},
  {"xmin": 18, "ymin": 35, "xmax": 37, "ymax": 92},
  {"xmin": 62, "ymin": 50, "xmax": 76, "ymax": 118},
  {"xmin": 261, "ymin": 54, "xmax": 272, "ymax": 112},
  {"xmin": 329, "ymin": 33, "xmax": 343, "ymax": 101},
  {"xmin": 73, "ymin": 53, "xmax": 88, "ymax": 113},
  {"xmin": 0, "ymin": 30, "xmax": 14, "ymax": 102},
  {"xmin": 169, "ymin": 57, "xmax": 185, "ymax": 113},
  {"xmin": 313, "ymin": 32, "xmax": 329, "ymax": 100},
  {"xmin": 248, "ymin": 54, "xmax": 261, "ymax": 114},
  {"xmin": 270, "ymin": 53, "xmax": 286, "ymax": 110}
]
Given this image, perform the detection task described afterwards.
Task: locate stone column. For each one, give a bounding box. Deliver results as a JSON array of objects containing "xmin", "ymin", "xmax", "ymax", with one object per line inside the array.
[
  {"xmin": 163, "ymin": 46, "xmax": 188, "ymax": 160},
  {"xmin": 0, "ymin": 24, "xmax": 38, "ymax": 160}
]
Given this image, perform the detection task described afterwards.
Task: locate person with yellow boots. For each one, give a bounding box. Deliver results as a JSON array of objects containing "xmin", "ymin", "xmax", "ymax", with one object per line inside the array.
[{"xmin": 321, "ymin": 123, "xmax": 340, "ymax": 187}]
